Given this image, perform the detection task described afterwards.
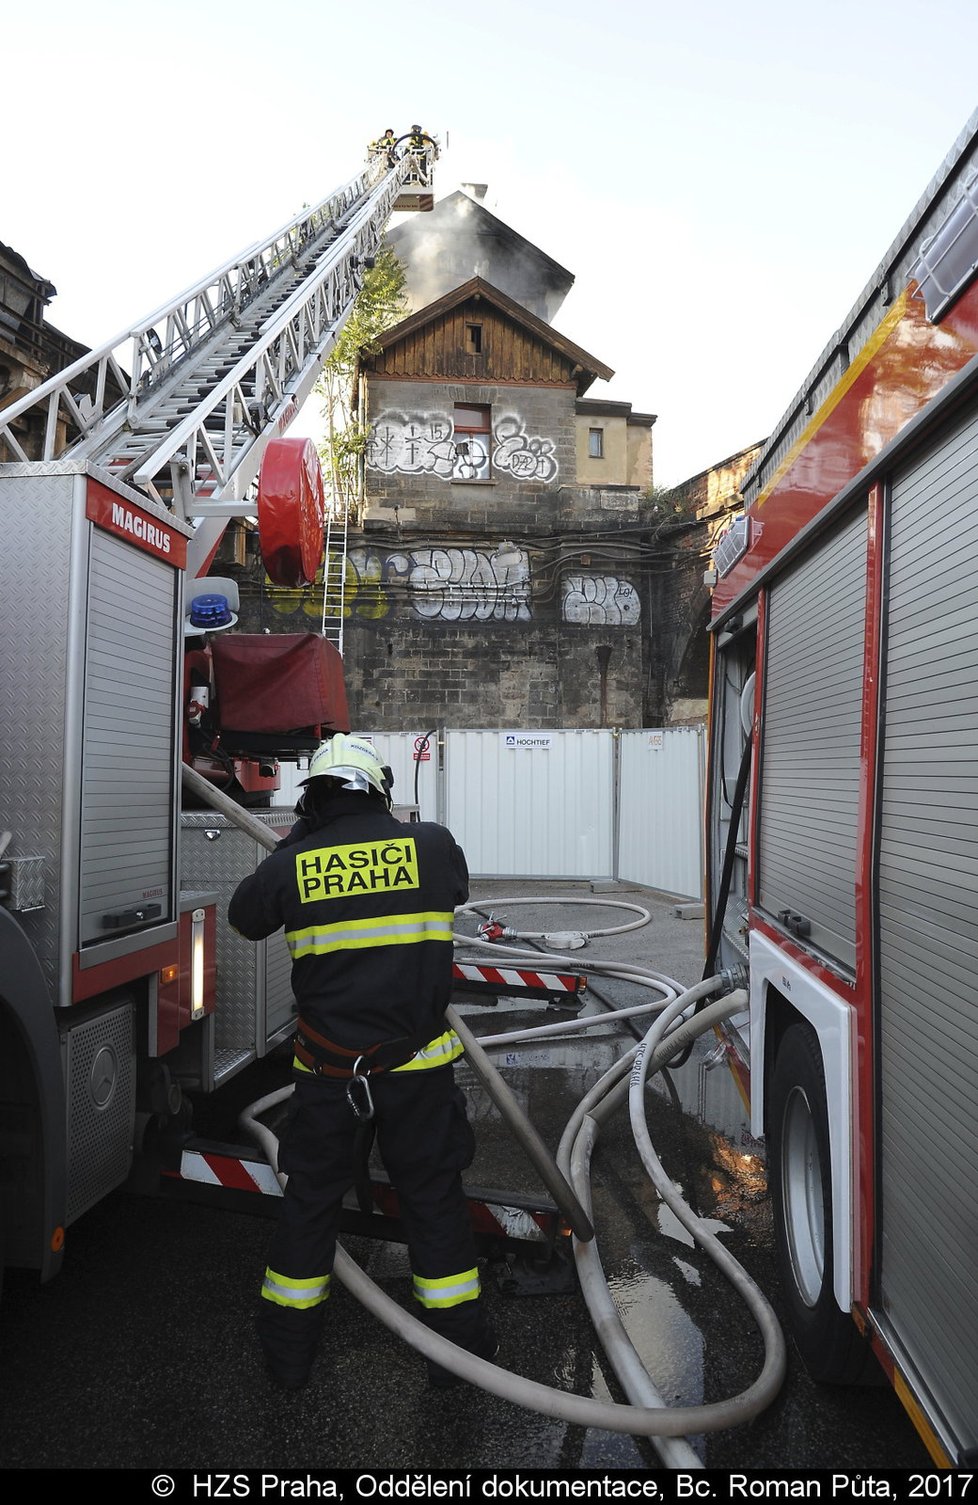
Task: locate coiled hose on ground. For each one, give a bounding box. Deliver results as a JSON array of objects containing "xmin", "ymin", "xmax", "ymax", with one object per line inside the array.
[{"xmin": 184, "ymin": 765, "xmax": 786, "ymax": 1462}]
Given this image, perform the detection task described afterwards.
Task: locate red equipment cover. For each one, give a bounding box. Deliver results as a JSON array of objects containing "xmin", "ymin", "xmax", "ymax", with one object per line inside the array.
[
  {"xmin": 209, "ymin": 633, "xmax": 349, "ymax": 734},
  {"xmin": 257, "ymin": 436, "xmax": 325, "ymax": 587}
]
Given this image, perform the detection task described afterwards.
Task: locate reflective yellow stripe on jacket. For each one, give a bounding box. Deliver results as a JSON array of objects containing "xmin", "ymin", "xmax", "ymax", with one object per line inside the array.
[
  {"xmin": 392, "ymin": 1029, "xmax": 463, "ymax": 1072},
  {"xmin": 285, "ymin": 910, "xmax": 455, "ymax": 958},
  {"xmin": 292, "ymin": 1029, "xmax": 463, "ymax": 1076}
]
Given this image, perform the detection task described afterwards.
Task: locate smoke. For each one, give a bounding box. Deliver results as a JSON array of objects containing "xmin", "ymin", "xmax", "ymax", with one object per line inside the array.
[{"xmin": 386, "ymin": 189, "xmax": 574, "ymax": 324}]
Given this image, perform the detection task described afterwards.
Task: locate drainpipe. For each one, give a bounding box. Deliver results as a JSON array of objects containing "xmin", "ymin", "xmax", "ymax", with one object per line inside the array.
[{"xmin": 595, "ymin": 643, "xmax": 612, "ymax": 726}]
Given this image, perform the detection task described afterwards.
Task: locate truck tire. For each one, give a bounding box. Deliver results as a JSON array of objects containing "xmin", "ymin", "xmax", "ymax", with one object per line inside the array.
[{"xmin": 769, "ymin": 1022, "xmax": 876, "ymax": 1384}]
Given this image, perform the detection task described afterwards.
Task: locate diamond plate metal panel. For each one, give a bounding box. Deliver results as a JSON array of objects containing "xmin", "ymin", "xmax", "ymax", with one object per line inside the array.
[
  {"xmin": 0, "ymin": 472, "xmax": 77, "ymax": 995},
  {"xmin": 265, "ymin": 930, "xmax": 297, "ymax": 1040},
  {"xmin": 6, "ymin": 856, "xmax": 46, "ymax": 912},
  {"xmin": 181, "ymin": 811, "xmax": 296, "ymax": 1063}
]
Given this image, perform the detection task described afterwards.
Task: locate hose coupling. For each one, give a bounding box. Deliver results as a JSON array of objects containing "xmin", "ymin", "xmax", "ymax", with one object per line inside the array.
[
  {"xmin": 479, "ymin": 917, "xmax": 515, "ymax": 942},
  {"xmin": 718, "ymin": 964, "xmax": 749, "ymax": 994}
]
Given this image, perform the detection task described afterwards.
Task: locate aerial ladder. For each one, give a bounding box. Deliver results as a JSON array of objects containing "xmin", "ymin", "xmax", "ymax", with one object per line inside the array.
[
  {"xmin": 0, "ymin": 144, "xmax": 433, "ymax": 583},
  {"xmin": 0, "ymin": 140, "xmax": 437, "ymax": 1286}
]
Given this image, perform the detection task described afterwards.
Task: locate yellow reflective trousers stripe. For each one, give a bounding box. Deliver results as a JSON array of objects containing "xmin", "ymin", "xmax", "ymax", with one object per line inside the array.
[
  {"xmin": 261, "ymin": 1268, "xmax": 331, "ymax": 1309},
  {"xmin": 412, "ymin": 1267, "xmax": 481, "ymax": 1309},
  {"xmin": 292, "ymin": 1030, "xmax": 463, "ymax": 1075},
  {"xmin": 286, "ymin": 910, "xmax": 455, "ymax": 959}
]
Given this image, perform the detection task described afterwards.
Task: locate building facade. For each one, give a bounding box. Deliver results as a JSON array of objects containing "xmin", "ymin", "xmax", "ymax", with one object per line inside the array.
[
  {"xmin": 232, "ymin": 274, "xmax": 659, "ymax": 730},
  {"xmin": 0, "ymin": 242, "xmax": 93, "ymax": 459},
  {"xmin": 221, "ymin": 197, "xmax": 757, "ymax": 734}
]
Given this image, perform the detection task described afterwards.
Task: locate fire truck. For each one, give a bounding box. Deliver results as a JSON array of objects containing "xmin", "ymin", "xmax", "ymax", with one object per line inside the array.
[
  {"xmin": 0, "ymin": 141, "xmax": 440, "ymax": 1289},
  {"xmin": 705, "ymin": 109, "xmax": 978, "ymax": 1466}
]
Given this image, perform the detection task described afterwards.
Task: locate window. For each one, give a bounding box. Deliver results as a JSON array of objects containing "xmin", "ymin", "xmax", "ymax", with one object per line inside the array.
[
  {"xmin": 588, "ymin": 427, "xmax": 604, "ymax": 459},
  {"xmin": 453, "ymin": 403, "xmax": 491, "ymax": 481},
  {"xmin": 465, "ymin": 323, "xmax": 483, "ymax": 354}
]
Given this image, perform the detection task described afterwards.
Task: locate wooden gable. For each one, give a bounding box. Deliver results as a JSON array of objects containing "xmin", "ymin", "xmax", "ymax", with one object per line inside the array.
[{"xmin": 363, "ymin": 277, "xmax": 613, "ymax": 394}]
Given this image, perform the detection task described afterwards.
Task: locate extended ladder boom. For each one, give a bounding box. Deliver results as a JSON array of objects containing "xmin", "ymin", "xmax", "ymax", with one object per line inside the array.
[{"xmin": 0, "ymin": 147, "xmax": 432, "ymax": 574}]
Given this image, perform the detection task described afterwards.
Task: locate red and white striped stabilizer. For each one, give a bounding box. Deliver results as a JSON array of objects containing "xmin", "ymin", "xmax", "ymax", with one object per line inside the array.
[
  {"xmin": 172, "ymin": 1149, "xmax": 561, "ymax": 1248},
  {"xmin": 176, "ymin": 1148, "xmax": 283, "ymax": 1197},
  {"xmin": 451, "ymin": 961, "xmax": 586, "ymax": 996}
]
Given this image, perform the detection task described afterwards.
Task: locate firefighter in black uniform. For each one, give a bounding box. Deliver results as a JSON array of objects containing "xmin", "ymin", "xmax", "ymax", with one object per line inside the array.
[{"xmin": 228, "ymin": 734, "xmax": 496, "ymax": 1390}]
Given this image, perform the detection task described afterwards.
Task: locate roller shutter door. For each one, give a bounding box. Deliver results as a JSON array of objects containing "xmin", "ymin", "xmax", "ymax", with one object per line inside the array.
[
  {"xmin": 877, "ymin": 401, "xmax": 978, "ymax": 1453},
  {"xmin": 758, "ymin": 508, "xmax": 867, "ymax": 972},
  {"xmin": 78, "ymin": 529, "xmax": 178, "ymax": 946}
]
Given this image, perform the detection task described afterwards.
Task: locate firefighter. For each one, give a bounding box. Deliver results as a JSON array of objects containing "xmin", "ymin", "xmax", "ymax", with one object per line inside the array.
[
  {"xmin": 406, "ymin": 124, "xmax": 438, "ymax": 156},
  {"xmin": 370, "ymin": 128, "xmax": 397, "ymax": 167},
  {"xmin": 228, "ymin": 734, "xmax": 496, "ymax": 1391}
]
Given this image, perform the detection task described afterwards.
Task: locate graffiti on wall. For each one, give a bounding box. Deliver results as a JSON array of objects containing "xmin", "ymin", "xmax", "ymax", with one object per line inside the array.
[
  {"xmin": 399, "ymin": 547, "xmax": 531, "ymax": 621},
  {"xmin": 366, "ymin": 411, "xmax": 558, "ymax": 483},
  {"xmin": 491, "ymin": 416, "xmax": 558, "ymax": 482},
  {"xmin": 267, "ymin": 546, "xmax": 531, "ymax": 623},
  {"xmin": 561, "ymin": 575, "xmax": 641, "ymax": 626}
]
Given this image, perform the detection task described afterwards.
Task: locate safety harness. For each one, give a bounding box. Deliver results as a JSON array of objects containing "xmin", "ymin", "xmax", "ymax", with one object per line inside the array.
[
  {"xmin": 293, "ymin": 1015, "xmax": 430, "ymax": 1079},
  {"xmin": 293, "ymin": 1014, "xmax": 437, "ymax": 1215}
]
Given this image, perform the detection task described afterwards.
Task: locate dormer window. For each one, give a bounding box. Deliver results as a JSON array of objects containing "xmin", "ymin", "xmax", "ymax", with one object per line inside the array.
[{"xmin": 588, "ymin": 427, "xmax": 604, "ymax": 459}]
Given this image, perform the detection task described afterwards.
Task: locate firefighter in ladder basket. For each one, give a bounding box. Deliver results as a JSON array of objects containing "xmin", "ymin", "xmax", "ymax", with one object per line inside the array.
[{"xmin": 228, "ymin": 734, "xmax": 497, "ymax": 1390}]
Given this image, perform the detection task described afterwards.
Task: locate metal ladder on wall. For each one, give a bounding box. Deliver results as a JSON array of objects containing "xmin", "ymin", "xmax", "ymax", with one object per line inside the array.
[
  {"xmin": 321, "ymin": 503, "xmax": 349, "ymax": 655},
  {"xmin": 0, "ymin": 152, "xmax": 427, "ymax": 582}
]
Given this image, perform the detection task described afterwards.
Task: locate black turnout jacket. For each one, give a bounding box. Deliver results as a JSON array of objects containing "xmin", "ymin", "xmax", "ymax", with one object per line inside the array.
[{"xmin": 228, "ymin": 793, "xmax": 468, "ymax": 1052}]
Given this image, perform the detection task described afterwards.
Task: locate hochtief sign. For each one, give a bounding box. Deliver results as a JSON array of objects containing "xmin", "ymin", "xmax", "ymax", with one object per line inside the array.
[{"xmin": 503, "ymin": 733, "xmax": 553, "ymax": 750}]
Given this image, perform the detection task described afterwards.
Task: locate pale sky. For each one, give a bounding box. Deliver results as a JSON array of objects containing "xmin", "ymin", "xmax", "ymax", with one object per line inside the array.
[{"xmin": 6, "ymin": 0, "xmax": 978, "ymax": 485}]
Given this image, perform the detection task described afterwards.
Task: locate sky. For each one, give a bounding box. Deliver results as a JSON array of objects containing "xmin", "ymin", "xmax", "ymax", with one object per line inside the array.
[{"xmin": 6, "ymin": 0, "xmax": 978, "ymax": 486}]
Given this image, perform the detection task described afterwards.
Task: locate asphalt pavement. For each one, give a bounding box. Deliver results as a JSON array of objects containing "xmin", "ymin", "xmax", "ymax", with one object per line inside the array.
[{"xmin": 0, "ymin": 882, "xmax": 932, "ymax": 1474}]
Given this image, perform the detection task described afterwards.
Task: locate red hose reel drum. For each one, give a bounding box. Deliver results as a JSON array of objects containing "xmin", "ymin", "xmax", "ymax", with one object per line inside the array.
[{"xmin": 257, "ymin": 436, "xmax": 326, "ymax": 587}]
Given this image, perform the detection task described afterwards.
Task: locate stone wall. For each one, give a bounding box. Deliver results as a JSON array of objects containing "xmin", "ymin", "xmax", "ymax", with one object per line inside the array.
[
  {"xmin": 362, "ymin": 378, "xmax": 576, "ymax": 528},
  {"xmin": 228, "ymin": 375, "xmax": 649, "ymax": 731}
]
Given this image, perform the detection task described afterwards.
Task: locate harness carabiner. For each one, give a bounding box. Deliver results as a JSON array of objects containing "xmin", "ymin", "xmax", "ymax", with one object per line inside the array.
[{"xmin": 345, "ymin": 1057, "xmax": 375, "ymax": 1122}]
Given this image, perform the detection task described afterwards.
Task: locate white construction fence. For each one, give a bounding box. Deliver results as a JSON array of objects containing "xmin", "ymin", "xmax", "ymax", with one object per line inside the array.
[{"xmin": 277, "ymin": 726, "xmax": 705, "ymax": 901}]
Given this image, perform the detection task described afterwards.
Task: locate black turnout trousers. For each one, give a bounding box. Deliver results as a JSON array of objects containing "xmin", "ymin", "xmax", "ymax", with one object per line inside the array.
[{"xmin": 258, "ymin": 1061, "xmax": 494, "ymax": 1382}]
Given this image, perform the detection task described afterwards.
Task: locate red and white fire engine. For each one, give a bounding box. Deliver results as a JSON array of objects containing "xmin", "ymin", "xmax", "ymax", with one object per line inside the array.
[
  {"xmin": 0, "ymin": 142, "xmax": 441, "ymax": 1288},
  {"xmin": 705, "ymin": 110, "xmax": 978, "ymax": 1467}
]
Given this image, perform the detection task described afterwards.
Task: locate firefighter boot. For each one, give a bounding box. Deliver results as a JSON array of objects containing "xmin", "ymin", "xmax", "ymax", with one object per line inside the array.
[
  {"xmin": 257, "ymin": 1300, "xmax": 326, "ymax": 1391},
  {"xmin": 426, "ymin": 1314, "xmax": 499, "ymax": 1390}
]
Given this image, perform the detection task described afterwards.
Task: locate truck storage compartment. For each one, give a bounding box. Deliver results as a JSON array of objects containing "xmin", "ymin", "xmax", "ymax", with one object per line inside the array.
[
  {"xmin": 0, "ymin": 469, "xmax": 187, "ymax": 1002},
  {"xmin": 876, "ymin": 400, "xmax": 978, "ymax": 1456},
  {"xmin": 757, "ymin": 507, "xmax": 868, "ymax": 973}
]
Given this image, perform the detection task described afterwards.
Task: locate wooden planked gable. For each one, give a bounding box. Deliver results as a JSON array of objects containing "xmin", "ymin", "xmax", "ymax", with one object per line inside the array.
[{"xmin": 363, "ymin": 277, "xmax": 613, "ymax": 393}]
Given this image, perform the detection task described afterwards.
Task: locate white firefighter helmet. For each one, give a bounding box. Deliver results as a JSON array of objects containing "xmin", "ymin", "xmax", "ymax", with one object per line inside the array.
[{"xmin": 300, "ymin": 734, "xmax": 392, "ymax": 803}]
